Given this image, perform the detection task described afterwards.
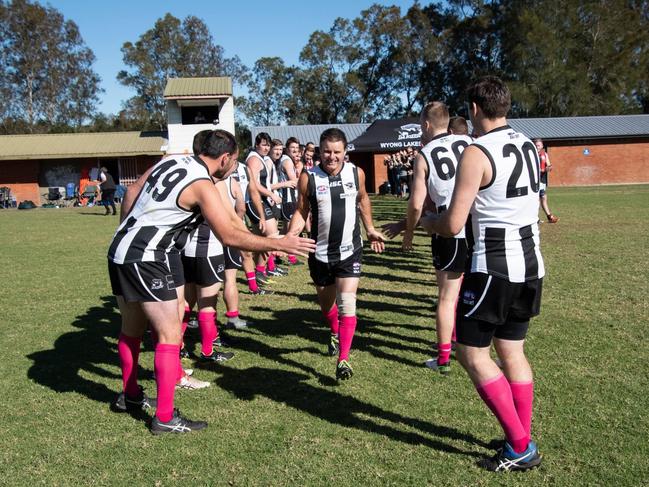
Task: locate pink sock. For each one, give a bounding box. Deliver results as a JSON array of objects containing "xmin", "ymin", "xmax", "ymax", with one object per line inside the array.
[
  {"xmin": 476, "ymin": 374, "xmax": 529, "ymax": 453},
  {"xmin": 288, "ymin": 255, "xmax": 297, "ymax": 264},
  {"xmin": 510, "ymin": 380, "xmax": 534, "ymax": 438},
  {"xmin": 338, "ymin": 315, "xmax": 357, "ymax": 362},
  {"xmin": 154, "ymin": 343, "xmax": 180, "ymax": 422},
  {"xmin": 438, "ymin": 343, "xmax": 452, "ymax": 365},
  {"xmin": 246, "ymin": 271, "xmax": 259, "ymax": 292},
  {"xmin": 118, "ymin": 334, "xmax": 141, "ymax": 397},
  {"xmin": 226, "ymin": 310, "xmax": 239, "ymax": 319},
  {"xmin": 197, "ymin": 311, "xmax": 216, "ymax": 356},
  {"xmin": 255, "ymin": 265, "xmax": 266, "ymax": 275},
  {"xmin": 324, "ymin": 304, "xmax": 339, "ymax": 335},
  {"xmin": 267, "ymin": 255, "xmax": 276, "ymax": 272}
]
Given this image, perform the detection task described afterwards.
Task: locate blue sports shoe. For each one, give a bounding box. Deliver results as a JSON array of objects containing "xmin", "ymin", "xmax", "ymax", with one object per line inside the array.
[{"xmin": 480, "ymin": 440, "xmax": 542, "ymax": 472}]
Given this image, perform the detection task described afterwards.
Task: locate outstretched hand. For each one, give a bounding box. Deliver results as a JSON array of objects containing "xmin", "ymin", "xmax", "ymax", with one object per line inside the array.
[
  {"xmin": 279, "ymin": 234, "xmax": 316, "ymax": 257},
  {"xmin": 367, "ymin": 228, "xmax": 386, "ymax": 253}
]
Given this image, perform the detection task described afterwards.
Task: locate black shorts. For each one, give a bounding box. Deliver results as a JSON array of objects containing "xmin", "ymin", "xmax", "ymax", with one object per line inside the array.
[
  {"xmin": 224, "ymin": 246, "xmax": 242, "ymax": 270},
  {"xmin": 108, "ymin": 260, "xmax": 177, "ymax": 302},
  {"xmin": 431, "ymin": 235, "xmax": 468, "ymax": 273},
  {"xmin": 181, "ymin": 254, "xmax": 225, "ymax": 286},
  {"xmin": 456, "ymin": 273, "xmax": 543, "ymax": 347},
  {"xmin": 246, "ymin": 201, "xmax": 276, "ymax": 225},
  {"xmin": 165, "ymin": 251, "xmax": 185, "ymax": 287},
  {"xmin": 281, "ymin": 202, "xmax": 297, "ymax": 221},
  {"xmin": 308, "ymin": 248, "xmax": 362, "ymax": 287}
]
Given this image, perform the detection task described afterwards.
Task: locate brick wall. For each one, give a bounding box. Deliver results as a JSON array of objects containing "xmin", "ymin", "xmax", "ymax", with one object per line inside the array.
[
  {"xmin": 547, "ymin": 138, "xmax": 649, "ymax": 186},
  {"xmin": 0, "ymin": 160, "xmax": 41, "ymax": 203}
]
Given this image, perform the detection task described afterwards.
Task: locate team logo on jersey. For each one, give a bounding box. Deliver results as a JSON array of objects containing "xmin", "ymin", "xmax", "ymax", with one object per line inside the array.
[
  {"xmin": 217, "ymin": 264, "xmax": 225, "ymax": 273},
  {"xmin": 344, "ymin": 182, "xmax": 355, "ymax": 190},
  {"xmin": 462, "ymin": 290, "xmax": 476, "ymax": 306},
  {"xmin": 352, "ymin": 262, "xmax": 361, "ymax": 274},
  {"xmin": 151, "ymin": 279, "xmax": 163, "ymax": 290},
  {"xmin": 397, "ymin": 123, "xmax": 422, "ymax": 141}
]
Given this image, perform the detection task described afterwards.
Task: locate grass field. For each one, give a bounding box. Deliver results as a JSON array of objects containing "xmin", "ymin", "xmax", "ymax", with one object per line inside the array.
[{"xmin": 1, "ymin": 185, "xmax": 648, "ymax": 486}]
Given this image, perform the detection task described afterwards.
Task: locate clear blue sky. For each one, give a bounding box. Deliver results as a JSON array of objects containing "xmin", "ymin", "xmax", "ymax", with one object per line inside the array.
[{"xmin": 48, "ymin": 0, "xmax": 420, "ymax": 115}]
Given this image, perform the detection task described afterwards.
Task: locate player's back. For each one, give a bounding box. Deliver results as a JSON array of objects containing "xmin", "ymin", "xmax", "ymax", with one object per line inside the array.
[
  {"xmin": 108, "ymin": 155, "xmax": 210, "ymax": 264},
  {"xmin": 469, "ymin": 126, "xmax": 544, "ymax": 282},
  {"xmin": 421, "ymin": 133, "xmax": 472, "ymax": 237}
]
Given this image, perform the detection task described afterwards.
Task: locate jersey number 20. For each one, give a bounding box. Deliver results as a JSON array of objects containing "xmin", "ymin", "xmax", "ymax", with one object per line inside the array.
[{"xmin": 504, "ymin": 142, "xmax": 540, "ymax": 198}]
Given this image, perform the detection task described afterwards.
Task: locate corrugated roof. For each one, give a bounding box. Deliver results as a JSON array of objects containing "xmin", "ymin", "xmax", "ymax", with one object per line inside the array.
[
  {"xmin": 164, "ymin": 77, "xmax": 232, "ymax": 98},
  {"xmin": 0, "ymin": 131, "xmax": 167, "ymax": 160},
  {"xmin": 507, "ymin": 115, "xmax": 649, "ymax": 140},
  {"xmin": 251, "ymin": 123, "xmax": 370, "ymax": 147}
]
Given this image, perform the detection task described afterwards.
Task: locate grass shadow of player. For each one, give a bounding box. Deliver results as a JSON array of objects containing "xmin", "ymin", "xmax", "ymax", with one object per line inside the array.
[
  {"xmin": 197, "ymin": 333, "xmax": 337, "ymax": 387},
  {"xmin": 362, "ymin": 270, "xmax": 433, "ymax": 287},
  {"xmin": 215, "ymin": 366, "xmax": 485, "ymax": 457},
  {"xmin": 244, "ymin": 305, "xmax": 329, "ymax": 347},
  {"xmin": 26, "ymin": 295, "xmax": 152, "ymax": 421},
  {"xmin": 249, "ymin": 306, "xmax": 432, "ymax": 369},
  {"xmin": 358, "ymin": 296, "xmax": 431, "ymax": 319}
]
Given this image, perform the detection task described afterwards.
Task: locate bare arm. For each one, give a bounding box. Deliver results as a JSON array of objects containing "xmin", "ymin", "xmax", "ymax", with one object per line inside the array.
[
  {"xmin": 247, "ymin": 156, "xmax": 279, "ymax": 202},
  {"xmin": 402, "ymin": 153, "xmax": 429, "ymax": 250},
  {"xmin": 230, "ymin": 177, "xmax": 246, "ymax": 220},
  {"xmin": 357, "ymin": 168, "xmax": 385, "ymax": 253},
  {"xmin": 427, "ymin": 145, "xmax": 490, "ymax": 237},
  {"xmin": 180, "ymin": 179, "xmax": 315, "ymax": 256},
  {"xmin": 245, "ymin": 166, "xmax": 267, "ymax": 231},
  {"xmin": 287, "ymin": 171, "xmax": 311, "ymax": 236}
]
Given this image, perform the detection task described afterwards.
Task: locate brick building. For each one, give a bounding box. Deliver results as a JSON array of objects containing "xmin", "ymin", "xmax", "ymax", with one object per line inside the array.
[
  {"xmin": 0, "ymin": 76, "xmax": 234, "ymax": 205},
  {"xmin": 253, "ymin": 115, "xmax": 649, "ymax": 193}
]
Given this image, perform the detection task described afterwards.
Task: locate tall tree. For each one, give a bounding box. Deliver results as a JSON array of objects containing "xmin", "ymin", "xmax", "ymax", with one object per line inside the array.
[
  {"xmin": 240, "ymin": 57, "xmax": 293, "ymax": 126},
  {"xmin": 118, "ymin": 13, "xmax": 246, "ymax": 130},
  {"xmin": 502, "ymin": 0, "xmax": 649, "ymax": 116},
  {"xmin": 0, "ymin": 0, "xmax": 101, "ymax": 133}
]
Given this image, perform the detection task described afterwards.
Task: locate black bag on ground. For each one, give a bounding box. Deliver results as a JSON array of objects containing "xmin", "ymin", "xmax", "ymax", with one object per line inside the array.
[{"xmin": 18, "ymin": 200, "xmax": 37, "ymax": 209}]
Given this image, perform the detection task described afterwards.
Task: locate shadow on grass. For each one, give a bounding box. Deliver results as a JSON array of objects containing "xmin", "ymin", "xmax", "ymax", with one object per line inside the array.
[
  {"xmin": 26, "ymin": 296, "xmax": 145, "ymax": 415},
  {"xmin": 244, "ymin": 305, "xmax": 432, "ymax": 369},
  {"xmin": 216, "ymin": 366, "xmax": 485, "ymax": 457}
]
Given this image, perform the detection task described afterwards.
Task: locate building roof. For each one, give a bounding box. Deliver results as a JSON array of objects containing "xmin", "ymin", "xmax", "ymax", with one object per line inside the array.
[
  {"xmin": 250, "ymin": 123, "xmax": 370, "ymax": 147},
  {"xmin": 164, "ymin": 77, "xmax": 233, "ymax": 98},
  {"xmin": 507, "ymin": 115, "xmax": 649, "ymax": 140},
  {"xmin": 0, "ymin": 131, "xmax": 167, "ymax": 160}
]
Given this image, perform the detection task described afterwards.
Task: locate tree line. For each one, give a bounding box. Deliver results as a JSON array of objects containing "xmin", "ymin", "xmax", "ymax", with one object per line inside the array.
[{"xmin": 1, "ymin": 0, "xmax": 648, "ymax": 136}]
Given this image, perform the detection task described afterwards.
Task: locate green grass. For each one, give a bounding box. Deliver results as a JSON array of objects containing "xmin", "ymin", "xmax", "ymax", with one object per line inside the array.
[{"xmin": 1, "ymin": 186, "xmax": 648, "ymax": 486}]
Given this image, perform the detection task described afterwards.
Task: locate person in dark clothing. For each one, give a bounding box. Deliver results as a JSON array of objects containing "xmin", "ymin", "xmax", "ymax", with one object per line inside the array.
[{"xmin": 98, "ymin": 166, "xmax": 117, "ymax": 215}]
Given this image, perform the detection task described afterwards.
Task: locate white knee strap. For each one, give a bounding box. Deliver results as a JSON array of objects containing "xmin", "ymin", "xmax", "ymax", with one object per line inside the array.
[{"xmin": 336, "ymin": 292, "xmax": 357, "ymax": 316}]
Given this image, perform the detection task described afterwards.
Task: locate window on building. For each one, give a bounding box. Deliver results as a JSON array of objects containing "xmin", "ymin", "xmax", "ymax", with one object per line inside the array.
[{"xmin": 181, "ymin": 105, "xmax": 220, "ymax": 125}]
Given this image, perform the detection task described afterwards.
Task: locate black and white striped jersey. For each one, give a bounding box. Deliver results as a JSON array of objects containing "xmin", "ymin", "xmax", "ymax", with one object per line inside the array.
[
  {"xmin": 108, "ymin": 155, "xmax": 211, "ymax": 264},
  {"xmin": 279, "ymin": 155, "xmax": 297, "ymax": 203},
  {"xmin": 235, "ymin": 162, "xmax": 250, "ymax": 203},
  {"xmin": 307, "ymin": 163, "xmax": 362, "ymax": 263},
  {"xmin": 421, "ymin": 132, "xmax": 473, "ymax": 238},
  {"xmin": 469, "ymin": 125, "xmax": 545, "ymax": 282},
  {"xmin": 269, "ymin": 157, "xmax": 280, "ymax": 204},
  {"xmin": 182, "ymin": 219, "xmax": 224, "ymax": 258},
  {"xmin": 223, "ymin": 173, "xmax": 238, "ymax": 210},
  {"xmin": 245, "ymin": 150, "xmax": 275, "ymax": 206}
]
